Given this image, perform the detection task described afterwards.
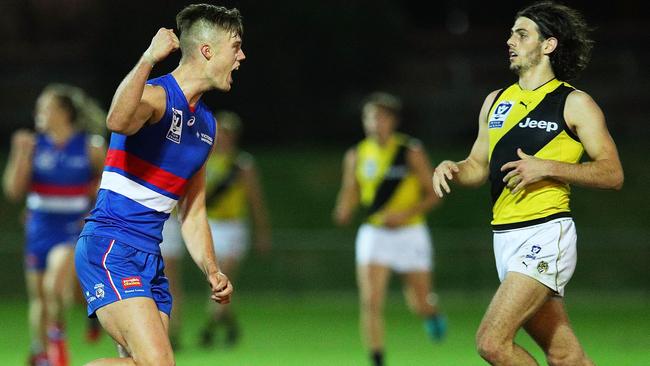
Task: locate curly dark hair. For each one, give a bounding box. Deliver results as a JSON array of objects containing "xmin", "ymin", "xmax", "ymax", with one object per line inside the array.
[{"xmin": 516, "ymin": 1, "xmax": 594, "ymax": 80}]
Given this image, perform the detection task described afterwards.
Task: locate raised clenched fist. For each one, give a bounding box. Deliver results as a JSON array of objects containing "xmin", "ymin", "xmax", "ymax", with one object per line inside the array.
[{"xmin": 143, "ymin": 28, "xmax": 180, "ymax": 65}]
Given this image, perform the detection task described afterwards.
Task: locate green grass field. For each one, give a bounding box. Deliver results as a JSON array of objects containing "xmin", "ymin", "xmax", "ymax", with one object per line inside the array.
[{"xmin": 1, "ymin": 290, "xmax": 648, "ymax": 365}]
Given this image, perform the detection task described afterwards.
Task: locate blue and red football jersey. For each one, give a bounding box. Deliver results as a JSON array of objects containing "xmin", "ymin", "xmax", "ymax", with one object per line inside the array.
[{"xmin": 81, "ymin": 74, "xmax": 216, "ymax": 253}]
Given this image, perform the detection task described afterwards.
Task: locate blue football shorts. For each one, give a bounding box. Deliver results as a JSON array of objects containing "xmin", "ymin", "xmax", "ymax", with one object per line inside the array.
[
  {"xmin": 25, "ymin": 213, "xmax": 81, "ymax": 271},
  {"xmin": 75, "ymin": 235, "xmax": 172, "ymax": 317}
]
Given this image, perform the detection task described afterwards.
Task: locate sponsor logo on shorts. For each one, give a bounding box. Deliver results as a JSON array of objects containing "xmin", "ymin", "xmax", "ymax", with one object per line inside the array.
[
  {"xmin": 122, "ymin": 276, "xmax": 142, "ymax": 289},
  {"xmin": 85, "ymin": 290, "xmax": 97, "ymax": 304},
  {"xmin": 537, "ymin": 261, "xmax": 549, "ymax": 273},
  {"xmin": 94, "ymin": 283, "xmax": 105, "ymax": 299}
]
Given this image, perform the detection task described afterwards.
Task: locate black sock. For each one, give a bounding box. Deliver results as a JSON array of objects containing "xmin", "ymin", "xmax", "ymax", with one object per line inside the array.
[{"xmin": 371, "ymin": 350, "xmax": 384, "ymax": 366}]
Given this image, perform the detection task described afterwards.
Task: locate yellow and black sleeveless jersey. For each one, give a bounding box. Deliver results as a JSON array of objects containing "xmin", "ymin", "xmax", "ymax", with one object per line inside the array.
[
  {"xmin": 487, "ymin": 79, "xmax": 584, "ymax": 229},
  {"xmin": 205, "ymin": 151, "xmax": 253, "ymax": 220},
  {"xmin": 355, "ymin": 133, "xmax": 424, "ymax": 227}
]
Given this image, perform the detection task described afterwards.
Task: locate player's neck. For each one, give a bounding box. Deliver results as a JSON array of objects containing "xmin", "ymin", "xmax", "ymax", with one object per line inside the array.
[
  {"xmin": 518, "ymin": 66, "xmax": 555, "ymax": 90},
  {"xmin": 171, "ymin": 66, "xmax": 206, "ymax": 109},
  {"xmin": 48, "ymin": 124, "xmax": 76, "ymax": 147}
]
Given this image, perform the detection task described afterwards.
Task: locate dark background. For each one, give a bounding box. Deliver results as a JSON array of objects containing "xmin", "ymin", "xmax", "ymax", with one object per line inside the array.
[
  {"xmin": 2, "ymin": 0, "xmax": 648, "ymax": 147},
  {"xmin": 0, "ymin": 0, "xmax": 648, "ymax": 296}
]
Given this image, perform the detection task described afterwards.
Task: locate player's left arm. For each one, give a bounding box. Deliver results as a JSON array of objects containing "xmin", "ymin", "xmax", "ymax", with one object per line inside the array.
[
  {"xmin": 502, "ymin": 90, "xmax": 623, "ymax": 193},
  {"xmin": 383, "ymin": 141, "xmax": 441, "ymax": 228},
  {"xmin": 87, "ymin": 134, "xmax": 107, "ymax": 200},
  {"xmin": 241, "ymin": 159, "xmax": 272, "ymax": 254},
  {"xmin": 177, "ymin": 164, "xmax": 232, "ymax": 304}
]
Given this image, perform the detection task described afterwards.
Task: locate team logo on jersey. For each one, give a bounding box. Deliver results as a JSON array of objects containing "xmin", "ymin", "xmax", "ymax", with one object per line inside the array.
[
  {"xmin": 362, "ymin": 160, "xmax": 378, "ymax": 179},
  {"xmin": 34, "ymin": 151, "xmax": 57, "ymax": 170},
  {"xmin": 518, "ymin": 117, "xmax": 558, "ymax": 132},
  {"xmin": 537, "ymin": 261, "xmax": 549, "ymax": 274},
  {"xmin": 489, "ymin": 101, "xmax": 513, "ymax": 129},
  {"xmin": 166, "ymin": 108, "xmax": 183, "ymax": 144},
  {"xmin": 94, "ymin": 283, "xmax": 105, "ymax": 299},
  {"xmin": 187, "ymin": 116, "xmax": 196, "ymax": 127}
]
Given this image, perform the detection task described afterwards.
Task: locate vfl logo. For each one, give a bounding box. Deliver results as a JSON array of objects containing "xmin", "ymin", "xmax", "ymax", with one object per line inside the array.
[
  {"xmin": 519, "ymin": 117, "xmax": 558, "ymax": 132},
  {"xmin": 362, "ymin": 160, "xmax": 378, "ymax": 179},
  {"xmin": 525, "ymin": 244, "xmax": 542, "ymax": 260},
  {"xmin": 166, "ymin": 108, "xmax": 183, "ymax": 143},
  {"xmin": 489, "ymin": 101, "xmax": 513, "ymax": 129}
]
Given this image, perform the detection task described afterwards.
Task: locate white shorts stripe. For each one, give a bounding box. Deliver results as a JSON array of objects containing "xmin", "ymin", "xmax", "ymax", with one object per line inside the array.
[
  {"xmin": 100, "ymin": 171, "xmax": 177, "ymax": 213},
  {"xmin": 102, "ymin": 239, "xmax": 122, "ymax": 300},
  {"xmin": 26, "ymin": 193, "xmax": 89, "ymax": 213}
]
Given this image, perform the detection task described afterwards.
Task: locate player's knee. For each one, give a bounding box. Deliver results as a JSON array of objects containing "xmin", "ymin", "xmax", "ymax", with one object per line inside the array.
[
  {"xmin": 406, "ymin": 298, "xmax": 429, "ymax": 317},
  {"xmin": 29, "ymin": 296, "xmax": 45, "ymax": 313},
  {"xmin": 134, "ymin": 351, "xmax": 175, "ymax": 366},
  {"xmin": 360, "ymin": 294, "xmax": 383, "ymax": 315},
  {"xmin": 475, "ymin": 330, "xmax": 504, "ymax": 363},
  {"xmin": 546, "ymin": 348, "xmax": 587, "ymax": 366}
]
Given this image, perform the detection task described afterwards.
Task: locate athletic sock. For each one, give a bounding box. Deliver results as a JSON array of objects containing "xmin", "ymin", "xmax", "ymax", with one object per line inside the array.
[
  {"xmin": 371, "ymin": 350, "xmax": 384, "ymax": 366},
  {"xmin": 85, "ymin": 317, "xmax": 102, "ymax": 343},
  {"xmin": 47, "ymin": 323, "xmax": 69, "ymax": 366}
]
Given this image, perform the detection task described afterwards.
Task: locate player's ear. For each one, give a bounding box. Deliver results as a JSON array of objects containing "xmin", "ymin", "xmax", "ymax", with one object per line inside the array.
[
  {"xmin": 200, "ymin": 44, "xmax": 212, "ymax": 60},
  {"xmin": 542, "ymin": 37, "xmax": 558, "ymax": 55}
]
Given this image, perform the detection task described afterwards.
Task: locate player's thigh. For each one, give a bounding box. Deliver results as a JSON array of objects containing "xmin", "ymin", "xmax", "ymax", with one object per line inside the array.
[
  {"xmin": 44, "ymin": 243, "xmax": 75, "ymax": 293},
  {"xmin": 524, "ymin": 297, "xmax": 583, "ymax": 357},
  {"xmin": 96, "ymin": 297, "xmax": 173, "ymax": 364},
  {"xmin": 478, "ymin": 272, "xmax": 551, "ymax": 341}
]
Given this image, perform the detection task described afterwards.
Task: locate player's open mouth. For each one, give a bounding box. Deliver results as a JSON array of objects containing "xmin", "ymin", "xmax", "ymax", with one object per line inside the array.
[{"xmin": 508, "ymin": 50, "xmax": 517, "ymax": 60}]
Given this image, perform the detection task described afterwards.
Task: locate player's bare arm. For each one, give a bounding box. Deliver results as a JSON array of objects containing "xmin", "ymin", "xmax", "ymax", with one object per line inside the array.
[
  {"xmin": 3, "ymin": 130, "xmax": 35, "ymax": 201},
  {"xmin": 178, "ymin": 164, "xmax": 233, "ymax": 304},
  {"xmin": 333, "ymin": 148, "xmax": 360, "ymax": 226},
  {"xmin": 432, "ymin": 90, "xmax": 496, "ymax": 197},
  {"xmin": 241, "ymin": 162, "xmax": 272, "ymax": 254},
  {"xmin": 501, "ymin": 90, "xmax": 624, "ymax": 193},
  {"xmin": 383, "ymin": 143, "xmax": 439, "ymax": 228},
  {"xmin": 87, "ymin": 135, "xmax": 107, "ymax": 200},
  {"xmin": 106, "ymin": 28, "xmax": 179, "ymax": 136}
]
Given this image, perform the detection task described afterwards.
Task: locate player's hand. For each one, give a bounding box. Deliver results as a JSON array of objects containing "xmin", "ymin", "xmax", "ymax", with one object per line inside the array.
[
  {"xmin": 500, "ymin": 148, "xmax": 549, "ymax": 194},
  {"xmin": 207, "ymin": 271, "xmax": 233, "ymax": 304},
  {"xmin": 143, "ymin": 28, "xmax": 180, "ymax": 65},
  {"xmin": 382, "ymin": 211, "xmax": 410, "ymax": 228},
  {"xmin": 432, "ymin": 160, "xmax": 459, "ymax": 197},
  {"xmin": 11, "ymin": 129, "xmax": 35, "ymax": 156}
]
